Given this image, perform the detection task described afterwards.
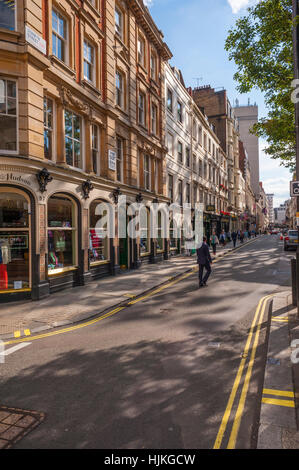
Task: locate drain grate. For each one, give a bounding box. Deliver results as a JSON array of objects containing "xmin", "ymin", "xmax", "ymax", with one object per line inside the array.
[{"xmin": 0, "ymin": 405, "xmax": 45, "ymax": 448}]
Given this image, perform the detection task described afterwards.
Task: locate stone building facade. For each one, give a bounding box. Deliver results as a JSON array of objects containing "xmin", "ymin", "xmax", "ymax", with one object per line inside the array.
[{"xmin": 0, "ymin": 0, "xmax": 172, "ymax": 302}]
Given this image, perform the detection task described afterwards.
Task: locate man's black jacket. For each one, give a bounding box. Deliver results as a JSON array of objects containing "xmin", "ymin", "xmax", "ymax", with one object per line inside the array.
[{"xmin": 196, "ymin": 243, "xmax": 212, "ymax": 265}]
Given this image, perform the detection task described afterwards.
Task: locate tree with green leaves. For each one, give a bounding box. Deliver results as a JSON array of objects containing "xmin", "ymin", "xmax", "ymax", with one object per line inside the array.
[{"xmin": 225, "ymin": 0, "xmax": 295, "ymax": 169}]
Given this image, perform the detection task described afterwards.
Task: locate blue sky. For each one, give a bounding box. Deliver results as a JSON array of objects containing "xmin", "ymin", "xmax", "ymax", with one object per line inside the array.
[{"xmin": 146, "ymin": 0, "xmax": 291, "ymax": 207}]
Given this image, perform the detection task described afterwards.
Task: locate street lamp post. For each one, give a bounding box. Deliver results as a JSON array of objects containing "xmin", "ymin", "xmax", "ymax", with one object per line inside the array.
[{"xmin": 292, "ymin": 0, "xmax": 299, "ymax": 315}]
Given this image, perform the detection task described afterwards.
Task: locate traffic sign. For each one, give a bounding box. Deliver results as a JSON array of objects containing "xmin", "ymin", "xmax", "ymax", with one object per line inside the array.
[{"xmin": 290, "ymin": 181, "xmax": 299, "ymax": 196}]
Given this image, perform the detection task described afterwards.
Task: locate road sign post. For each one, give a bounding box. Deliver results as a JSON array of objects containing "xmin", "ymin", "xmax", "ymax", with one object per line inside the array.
[{"xmin": 292, "ymin": 0, "xmax": 299, "ymax": 317}]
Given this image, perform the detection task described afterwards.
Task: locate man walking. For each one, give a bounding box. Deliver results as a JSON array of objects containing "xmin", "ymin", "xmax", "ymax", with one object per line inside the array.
[
  {"xmin": 209, "ymin": 231, "xmax": 219, "ymax": 255},
  {"xmin": 196, "ymin": 237, "xmax": 212, "ymax": 288},
  {"xmin": 231, "ymin": 230, "xmax": 238, "ymax": 248}
]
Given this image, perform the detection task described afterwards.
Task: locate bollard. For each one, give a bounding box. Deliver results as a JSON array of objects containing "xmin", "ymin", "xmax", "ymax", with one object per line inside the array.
[{"xmin": 292, "ymin": 257, "xmax": 297, "ymax": 307}]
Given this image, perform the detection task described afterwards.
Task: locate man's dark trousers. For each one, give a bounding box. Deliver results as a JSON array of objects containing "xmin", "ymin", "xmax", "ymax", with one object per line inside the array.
[
  {"xmin": 199, "ymin": 261, "xmax": 211, "ymax": 285},
  {"xmin": 196, "ymin": 242, "xmax": 212, "ymax": 286}
]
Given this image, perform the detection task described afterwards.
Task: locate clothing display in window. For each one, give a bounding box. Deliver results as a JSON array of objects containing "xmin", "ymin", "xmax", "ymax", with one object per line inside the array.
[
  {"xmin": 89, "ymin": 229, "xmax": 106, "ymax": 262},
  {"xmin": 0, "ymin": 238, "xmax": 9, "ymax": 290},
  {"xmin": 54, "ymin": 231, "xmax": 66, "ymax": 252},
  {"xmin": 0, "ymin": 240, "xmax": 11, "ymax": 264}
]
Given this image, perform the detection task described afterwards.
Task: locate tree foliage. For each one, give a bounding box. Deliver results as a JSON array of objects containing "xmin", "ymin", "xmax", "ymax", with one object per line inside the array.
[{"xmin": 225, "ymin": 0, "xmax": 295, "ymax": 169}]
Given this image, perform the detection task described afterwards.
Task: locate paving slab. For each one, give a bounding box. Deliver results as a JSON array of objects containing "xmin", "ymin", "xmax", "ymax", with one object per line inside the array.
[{"xmin": 258, "ymin": 291, "xmax": 299, "ymax": 449}]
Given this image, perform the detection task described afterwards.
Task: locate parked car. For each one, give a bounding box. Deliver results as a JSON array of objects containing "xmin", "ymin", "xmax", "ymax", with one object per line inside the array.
[{"xmin": 284, "ymin": 230, "xmax": 299, "ymax": 251}]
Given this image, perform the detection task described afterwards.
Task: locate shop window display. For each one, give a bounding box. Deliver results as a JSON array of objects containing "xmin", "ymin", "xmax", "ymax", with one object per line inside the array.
[
  {"xmin": 48, "ymin": 194, "xmax": 76, "ymax": 273},
  {"xmin": 0, "ymin": 192, "xmax": 30, "ymax": 291},
  {"xmin": 89, "ymin": 200, "xmax": 109, "ymax": 264}
]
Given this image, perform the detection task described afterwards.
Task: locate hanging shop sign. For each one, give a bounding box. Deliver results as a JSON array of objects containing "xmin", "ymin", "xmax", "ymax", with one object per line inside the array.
[{"xmin": 206, "ymin": 205, "xmax": 215, "ymax": 212}]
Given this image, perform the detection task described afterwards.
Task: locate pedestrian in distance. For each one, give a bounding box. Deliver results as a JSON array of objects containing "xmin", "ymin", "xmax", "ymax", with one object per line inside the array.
[
  {"xmin": 196, "ymin": 237, "xmax": 212, "ymax": 288},
  {"xmin": 248, "ymin": 230, "xmax": 251, "ymax": 240},
  {"xmin": 240, "ymin": 230, "xmax": 244, "ymax": 244},
  {"xmin": 209, "ymin": 231, "xmax": 219, "ymax": 255},
  {"xmin": 227, "ymin": 230, "xmax": 231, "ymax": 242},
  {"xmin": 231, "ymin": 230, "xmax": 238, "ymax": 248},
  {"xmin": 219, "ymin": 230, "xmax": 226, "ymax": 247}
]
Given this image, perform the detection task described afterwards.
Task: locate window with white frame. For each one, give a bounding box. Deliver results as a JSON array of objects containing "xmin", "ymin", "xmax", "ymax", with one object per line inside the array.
[
  {"xmin": 185, "ymin": 147, "xmax": 190, "ymax": 168},
  {"xmin": 83, "ymin": 40, "xmax": 95, "ymax": 84},
  {"xmin": 0, "ymin": 0, "xmax": 16, "ymax": 30},
  {"xmin": 178, "ymin": 180, "xmax": 183, "ymax": 206},
  {"xmin": 0, "ymin": 78, "xmax": 17, "ymax": 152},
  {"xmin": 192, "ymin": 154, "xmax": 197, "ymax": 173},
  {"xmin": 115, "ymin": 7, "xmax": 123, "ymax": 39},
  {"xmin": 44, "ymin": 96, "xmax": 54, "ymax": 160},
  {"xmin": 151, "ymin": 103, "xmax": 157, "ymax": 135},
  {"xmin": 177, "ymin": 101, "xmax": 183, "ymax": 123},
  {"xmin": 52, "ymin": 9, "xmax": 67, "ymax": 63},
  {"xmin": 167, "ymin": 88, "xmax": 173, "ymax": 113},
  {"xmin": 65, "ymin": 110, "xmax": 82, "ymax": 168},
  {"xmin": 186, "ymin": 183, "xmax": 190, "ymax": 204},
  {"xmin": 137, "ymin": 36, "xmax": 145, "ymax": 67},
  {"xmin": 198, "ymin": 126, "xmax": 202, "ymax": 145},
  {"xmin": 116, "ymin": 136, "xmax": 123, "ymax": 182},
  {"xmin": 138, "ymin": 92, "xmax": 146, "ymax": 126},
  {"xmin": 144, "ymin": 154, "xmax": 150, "ymax": 190},
  {"xmin": 91, "ymin": 124, "xmax": 99, "ymax": 174},
  {"xmin": 177, "ymin": 141, "xmax": 183, "ymax": 164},
  {"xmin": 116, "ymin": 70, "xmax": 124, "ymax": 108},
  {"xmin": 168, "ymin": 174, "xmax": 173, "ymax": 201},
  {"xmin": 167, "ymin": 132, "xmax": 174, "ymax": 156}
]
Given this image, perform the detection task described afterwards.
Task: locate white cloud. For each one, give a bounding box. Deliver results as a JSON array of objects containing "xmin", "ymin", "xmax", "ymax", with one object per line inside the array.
[
  {"xmin": 144, "ymin": 0, "xmax": 154, "ymax": 6},
  {"xmin": 227, "ymin": 0, "xmax": 253, "ymax": 14}
]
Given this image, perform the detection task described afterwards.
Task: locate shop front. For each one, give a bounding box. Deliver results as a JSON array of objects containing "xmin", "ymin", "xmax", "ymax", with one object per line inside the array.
[{"xmin": 0, "ymin": 188, "xmax": 32, "ymax": 301}]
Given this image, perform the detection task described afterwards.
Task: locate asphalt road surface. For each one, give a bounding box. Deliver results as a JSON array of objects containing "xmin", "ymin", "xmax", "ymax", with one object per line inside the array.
[{"xmin": 0, "ymin": 235, "xmax": 292, "ymax": 449}]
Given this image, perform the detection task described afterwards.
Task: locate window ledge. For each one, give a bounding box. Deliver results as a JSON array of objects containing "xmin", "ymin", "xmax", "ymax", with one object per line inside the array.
[
  {"xmin": 82, "ymin": 79, "xmax": 101, "ymax": 96},
  {"xmin": 0, "ymin": 28, "xmax": 21, "ymax": 41},
  {"xmin": 50, "ymin": 55, "xmax": 76, "ymax": 78},
  {"xmin": 90, "ymin": 260, "xmax": 110, "ymax": 266},
  {"xmin": 48, "ymin": 266, "xmax": 78, "ymax": 276}
]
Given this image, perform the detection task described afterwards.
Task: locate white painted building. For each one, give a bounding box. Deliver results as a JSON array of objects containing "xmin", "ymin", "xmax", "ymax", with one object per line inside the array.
[{"xmin": 165, "ymin": 63, "xmax": 229, "ymax": 240}]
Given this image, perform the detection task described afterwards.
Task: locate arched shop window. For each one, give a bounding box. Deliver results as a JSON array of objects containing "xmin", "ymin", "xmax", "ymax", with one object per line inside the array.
[
  {"xmin": 48, "ymin": 194, "xmax": 77, "ymax": 274},
  {"xmin": 0, "ymin": 190, "xmax": 30, "ymax": 292},
  {"xmin": 140, "ymin": 206, "xmax": 150, "ymax": 255},
  {"xmin": 89, "ymin": 200, "xmax": 110, "ymax": 264}
]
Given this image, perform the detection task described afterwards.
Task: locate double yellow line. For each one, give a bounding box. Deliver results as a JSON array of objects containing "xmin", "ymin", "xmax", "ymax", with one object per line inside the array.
[{"xmin": 213, "ymin": 294, "xmax": 272, "ymax": 449}]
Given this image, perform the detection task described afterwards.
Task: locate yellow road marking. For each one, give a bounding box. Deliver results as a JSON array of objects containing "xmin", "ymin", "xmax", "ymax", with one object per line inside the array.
[
  {"xmin": 24, "ymin": 329, "xmax": 31, "ymax": 336},
  {"xmin": 261, "ymin": 397, "xmax": 295, "ymax": 408},
  {"xmin": 4, "ymin": 237, "xmax": 260, "ymax": 348},
  {"xmin": 272, "ymin": 317, "xmax": 289, "ymax": 322},
  {"xmin": 227, "ymin": 295, "xmax": 270, "ymax": 449},
  {"xmin": 4, "ymin": 306, "xmax": 126, "ymax": 346},
  {"xmin": 263, "ymin": 388, "xmax": 294, "ymax": 398},
  {"xmin": 213, "ymin": 294, "xmax": 272, "ymax": 449}
]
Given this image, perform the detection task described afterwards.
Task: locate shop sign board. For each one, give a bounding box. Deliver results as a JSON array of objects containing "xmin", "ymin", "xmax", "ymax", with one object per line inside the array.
[{"xmin": 206, "ymin": 205, "xmax": 215, "ymax": 212}]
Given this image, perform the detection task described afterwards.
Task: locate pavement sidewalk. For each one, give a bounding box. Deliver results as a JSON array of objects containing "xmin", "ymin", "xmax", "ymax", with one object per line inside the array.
[
  {"xmin": 258, "ymin": 290, "xmax": 299, "ymax": 449},
  {"xmin": 0, "ymin": 237, "xmax": 259, "ymax": 340}
]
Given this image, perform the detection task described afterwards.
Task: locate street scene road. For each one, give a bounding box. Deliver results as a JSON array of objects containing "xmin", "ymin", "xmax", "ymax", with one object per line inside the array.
[{"xmin": 0, "ymin": 235, "xmax": 292, "ymax": 449}]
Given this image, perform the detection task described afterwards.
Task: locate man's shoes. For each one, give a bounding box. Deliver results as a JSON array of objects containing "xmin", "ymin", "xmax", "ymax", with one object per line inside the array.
[
  {"xmin": 199, "ymin": 283, "xmax": 204, "ymax": 288},
  {"xmin": 203, "ymin": 283, "xmax": 208, "ymax": 287}
]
